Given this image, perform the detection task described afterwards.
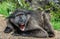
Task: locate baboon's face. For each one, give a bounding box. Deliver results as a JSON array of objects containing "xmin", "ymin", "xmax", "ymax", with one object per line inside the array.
[{"xmin": 14, "ymin": 12, "xmax": 31, "ymax": 31}]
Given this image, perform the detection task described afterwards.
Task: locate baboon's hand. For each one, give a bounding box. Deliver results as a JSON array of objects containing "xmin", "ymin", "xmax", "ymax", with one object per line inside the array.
[{"xmin": 4, "ymin": 27, "xmax": 12, "ymax": 33}]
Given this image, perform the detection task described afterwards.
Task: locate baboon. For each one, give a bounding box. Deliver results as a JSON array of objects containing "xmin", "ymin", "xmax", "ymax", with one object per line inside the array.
[{"xmin": 4, "ymin": 9, "xmax": 55, "ymax": 38}]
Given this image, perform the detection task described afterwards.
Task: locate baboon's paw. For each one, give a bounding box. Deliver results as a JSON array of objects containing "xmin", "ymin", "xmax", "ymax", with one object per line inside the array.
[{"xmin": 4, "ymin": 27, "xmax": 12, "ymax": 33}]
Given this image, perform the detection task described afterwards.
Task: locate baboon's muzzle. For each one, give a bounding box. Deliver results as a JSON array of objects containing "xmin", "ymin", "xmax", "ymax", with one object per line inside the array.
[{"xmin": 19, "ymin": 23, "xmax": 25, "ymax": 31}]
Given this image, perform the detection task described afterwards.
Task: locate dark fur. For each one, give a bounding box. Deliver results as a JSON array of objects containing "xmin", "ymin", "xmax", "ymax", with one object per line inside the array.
[{"xmin": 4, "ymin": 9, "xmax": 55, "ymax": 38}]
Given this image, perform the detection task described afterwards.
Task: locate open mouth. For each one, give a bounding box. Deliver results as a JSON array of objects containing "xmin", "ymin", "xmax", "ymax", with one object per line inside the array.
[{"xmin": 19, "ymin": 24, "xmax": 25, "ymax": 31}]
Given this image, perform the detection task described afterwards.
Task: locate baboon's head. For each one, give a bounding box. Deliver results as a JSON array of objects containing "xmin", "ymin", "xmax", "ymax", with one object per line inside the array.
[{"xmin": 9, "ymin": 9, "xmax": 32, "ymax": 31}]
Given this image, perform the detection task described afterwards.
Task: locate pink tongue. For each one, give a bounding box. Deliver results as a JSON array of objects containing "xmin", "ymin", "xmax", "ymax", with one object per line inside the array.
[{"xmin": 20, "ymin": 25, "xmax": 25, "ymax": 31}]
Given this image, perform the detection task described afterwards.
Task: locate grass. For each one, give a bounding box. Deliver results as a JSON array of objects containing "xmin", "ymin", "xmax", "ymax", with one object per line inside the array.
[
  {"xmin": 51, "ymin": 16, "xmax": 60, "ymax": 30},
  {"xmin": 51, "ymin": 20, "xmax": 60, "ymax": 30},
  {"xmin": 0, "ymin": 1, "xmax": 16, "ymax": 17}
]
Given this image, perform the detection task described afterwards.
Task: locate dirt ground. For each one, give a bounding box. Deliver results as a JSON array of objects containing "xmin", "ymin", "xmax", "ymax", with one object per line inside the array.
[{"xmin": 0, "ymin": 16, "xmax": 60, "ymax": 39}]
